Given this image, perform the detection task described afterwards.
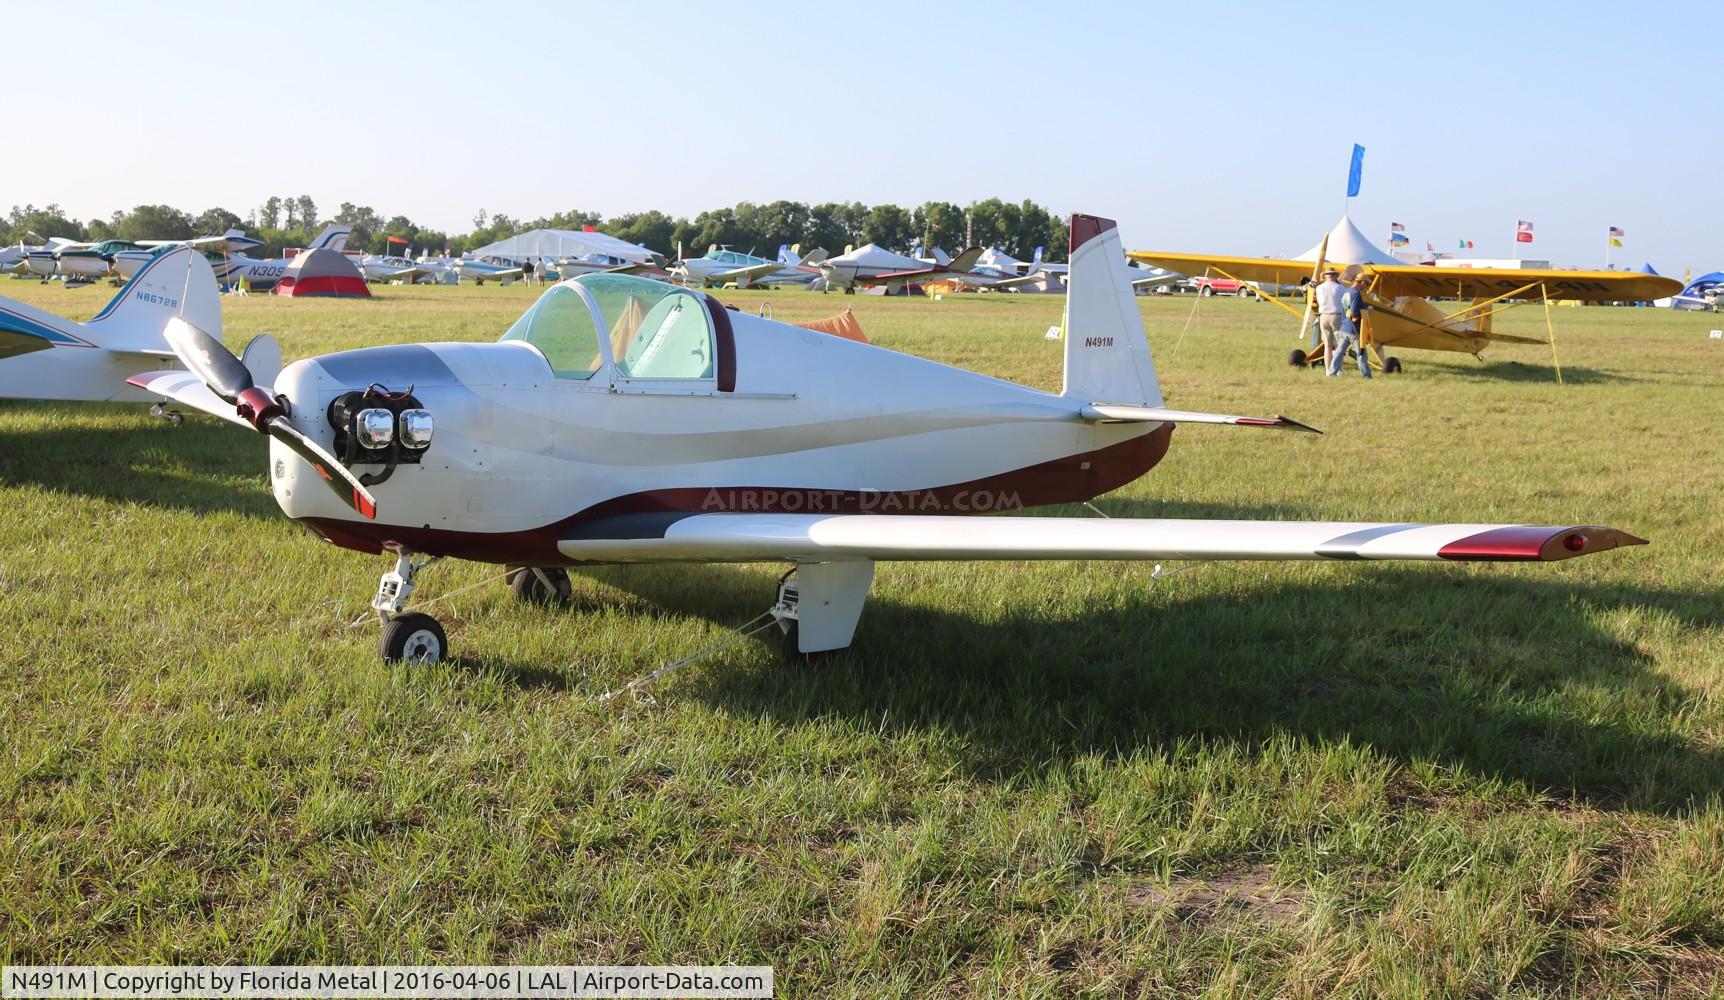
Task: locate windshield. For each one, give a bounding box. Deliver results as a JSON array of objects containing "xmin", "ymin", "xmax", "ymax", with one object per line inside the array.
[{"xmin": 498, "ymin": 285, "xmax": 602, "ymax": 379}]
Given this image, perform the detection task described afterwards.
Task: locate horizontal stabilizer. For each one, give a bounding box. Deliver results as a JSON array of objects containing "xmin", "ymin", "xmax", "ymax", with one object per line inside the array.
[
  {"xmin": 1080, "ymin": 403, "xmax": 1321, "ymax": 433},
  {"xmin": 126, "ymin": 370, "xmax": 260, "ymax": 429},
  {"xmin": 558, "ymin": 514, "xmax": 1646, "ymax": 565}
]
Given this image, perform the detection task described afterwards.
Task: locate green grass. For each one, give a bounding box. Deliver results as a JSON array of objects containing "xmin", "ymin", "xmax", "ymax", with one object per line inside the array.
[{"xmin": 2, "ymin": 279, "xmax": 1721, "ymax": 997}]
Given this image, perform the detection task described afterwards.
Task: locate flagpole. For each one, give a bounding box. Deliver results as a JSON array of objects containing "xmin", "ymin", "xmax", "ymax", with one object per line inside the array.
[{"xmin": 1512, "ymin": 222, "xmax": 1519, "ymax": 262}]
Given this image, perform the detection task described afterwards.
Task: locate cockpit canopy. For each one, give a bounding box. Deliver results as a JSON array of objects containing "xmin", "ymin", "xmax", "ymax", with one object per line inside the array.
[{"xmin": 499, "ymin": 273, "xmax": 717, "ymax": 382}]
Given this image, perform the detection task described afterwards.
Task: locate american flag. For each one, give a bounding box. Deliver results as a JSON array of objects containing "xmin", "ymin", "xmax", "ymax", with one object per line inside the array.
[
  {"xmin": 1609, "ymin": 226, "xmax": 1624, "ymax": 237},
  {"xmin": 1390, "ymin": 222, "xmax": 1405, "ymax": 233},
  {"xmin": 1516, "ymin": 220, "xmax": 1535, "ymax": 244}
]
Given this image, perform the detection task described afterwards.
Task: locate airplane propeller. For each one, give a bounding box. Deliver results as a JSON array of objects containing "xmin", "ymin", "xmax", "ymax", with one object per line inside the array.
[{"xmin": 163, "ymin": 317, "xmax": 379, "ymax": 519}]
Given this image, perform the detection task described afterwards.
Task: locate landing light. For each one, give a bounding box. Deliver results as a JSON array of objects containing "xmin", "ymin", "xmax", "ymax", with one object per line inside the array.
[
  {"xmin": 356, "ymin": 408, "xmax": 395, "ymax": 448},
  {"xmin": 1563, "ymin": 533, "xmax": 1588, "ymax": 552},
  {"xmin": 399, "ymin": 409, "xmax": 434, "ymax": 449}
]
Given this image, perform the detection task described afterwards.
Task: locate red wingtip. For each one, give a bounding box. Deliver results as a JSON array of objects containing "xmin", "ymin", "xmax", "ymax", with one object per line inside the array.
[
  {"xmin": 1439, "ymin": 525, "xmax": 1648, "ymax": 561},
  {"xmin": 356, "ymin": 491, "xmax": 377, "ymax": 520},
  {"xmin": 126, "ymin": 374, "xmax": 152, "ymax": 389},
  {"xmin": 1069, "ymin": 214, "xmax": 1118, "ymax": 253}
]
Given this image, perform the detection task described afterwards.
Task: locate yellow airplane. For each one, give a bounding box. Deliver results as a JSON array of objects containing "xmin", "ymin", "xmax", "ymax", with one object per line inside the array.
[{"xmin": 1129, "ymin": 216, "xmax": 1682, "ymax": 378}]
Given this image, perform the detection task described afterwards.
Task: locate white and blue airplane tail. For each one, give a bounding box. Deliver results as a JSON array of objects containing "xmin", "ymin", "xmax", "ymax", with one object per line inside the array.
[{"xmin": 0, "ymin": 246, "xmax": 274, "ymax": 403}]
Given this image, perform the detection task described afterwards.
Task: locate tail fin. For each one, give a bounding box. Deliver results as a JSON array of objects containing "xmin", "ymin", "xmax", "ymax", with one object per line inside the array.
[
  {"xmin": 1032, "ymin": 245, "xmax": 1044, "ymax": 264},
  {"xmin": 799, "ymin": 247, "xmax": 829, "ymax": 267},
  {"xmin": 307, "ymin": 224, "xmax": 353, "ymax": 251},
  {"xmin": 1060, "ymin": 214, "xmax": 1162, "ymax": 406},
  {"xmin": 777, "ymin": 243, "xmax": 798, "ymax": 266},
  {"xmin": 86, "ymin": 247, "xmax": 223, "ymax": 349},
  {"xmin": 945, "ymin": 246, "xmax": 983, "ymax": 273}
]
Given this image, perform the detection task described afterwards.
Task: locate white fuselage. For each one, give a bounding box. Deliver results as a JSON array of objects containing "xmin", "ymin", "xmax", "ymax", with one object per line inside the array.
[
  {"xmin": 269, "ymin": 301, "xmax": 1160, "ymax": 563},
  {"xmin": 816, "ymin": 245, "xmax": 931, "ymax": 289}
]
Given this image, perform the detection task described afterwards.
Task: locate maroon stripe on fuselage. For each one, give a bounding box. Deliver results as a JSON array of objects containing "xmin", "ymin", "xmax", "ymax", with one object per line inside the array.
[{"xmin": 298, "ymin": 423, "xmax": 1176, "ymax": 565}]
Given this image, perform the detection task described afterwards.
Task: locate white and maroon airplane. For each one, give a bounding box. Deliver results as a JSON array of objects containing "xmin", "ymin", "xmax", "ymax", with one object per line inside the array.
[{"xmin": 131, "ymin": 214, "xmax": 1646, "ymax": 665}]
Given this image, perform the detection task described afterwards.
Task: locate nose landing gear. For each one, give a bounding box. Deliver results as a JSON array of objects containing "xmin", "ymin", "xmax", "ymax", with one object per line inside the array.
[{"xmin": 372, "ymin": 552, "xmax": 447, "ymax": 663}]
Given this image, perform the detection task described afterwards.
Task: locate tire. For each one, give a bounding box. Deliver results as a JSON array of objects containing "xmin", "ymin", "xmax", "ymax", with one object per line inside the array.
[
  {"xmin": 508, "ymin": 566, "xmax": 572, "ymax": 606},
  {"xmin": 1289, "ymin": 349, "xmax": 1308, "ymax": 367},
  {"xmin": 1236, "ymin": 286, "xmax": 1253, "ymax": 299},
  {"xmin": 1385, "ymin": 356, "xmax": 1403, "ymax": 374},
  {"xmin": 1200, "ymin": 285, "xmax": 1215, "ymax": 297},
  {"xmin": 380, "ymin": 613, "xmax": 447, "ymax": 664}
]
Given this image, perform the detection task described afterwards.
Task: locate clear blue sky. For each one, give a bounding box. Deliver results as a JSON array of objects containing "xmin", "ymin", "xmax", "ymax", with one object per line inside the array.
[{"xmin": 5, "ymin": 2, "xmax": 1716, "ymax": 272}]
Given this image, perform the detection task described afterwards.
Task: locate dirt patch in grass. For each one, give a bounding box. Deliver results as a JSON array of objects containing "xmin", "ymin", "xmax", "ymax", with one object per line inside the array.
[{"xmin": 1125, "ymin": 864, "xmax": 1305, "ymax": 930}]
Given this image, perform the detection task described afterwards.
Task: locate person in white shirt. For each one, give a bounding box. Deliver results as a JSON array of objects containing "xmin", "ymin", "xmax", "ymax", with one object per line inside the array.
[{"xmin": 1314, "ymin": 268, "xmax": 1346, "ymax": 375}]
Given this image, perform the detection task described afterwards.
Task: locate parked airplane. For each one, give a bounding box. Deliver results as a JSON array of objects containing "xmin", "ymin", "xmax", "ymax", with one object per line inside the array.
[
  {"xmin": 24, "ymin": 229, "xmax": 269, "ymax": 283},
  {"xmin": 360, "ymin": 254, "xmax": 441, "ymax": 284},
  {"xmin": 0, "ymin": 246, "xmax": 277, "ymax": 408},
  {"xmin": 673, "ymin": 245, "xmax": 828, "ymax": 289},
  {"xmin": 452, "ymin": 255, "xmax": 524, "ymax": 285},
  {"xmin": 131, "ymin": 214, "xmax": 1644, "ymax": 666},
  {"xmin": 817, "ymin": 244, "xmax": 987, "ymax": 294},
  {"xmin": 209, "ymin": 225, "xmax": 353, "ymax": 291},
  {"xmin": 1130, "ymin": 215, "xmax": 1683, "ymax": 373}
]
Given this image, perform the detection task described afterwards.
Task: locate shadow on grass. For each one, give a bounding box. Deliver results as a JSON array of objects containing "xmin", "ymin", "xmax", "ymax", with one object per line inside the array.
[
  {"xmin": 0, "ymin": 403, "xmax": 273, "ymax": 518},
  {"xmin": 1415, "ymin": 359, "xmax": 1635, "ymax": 385},
  {"xmin": 593, "ymin": 561, "xmax": 1722, "ymax": 817}
]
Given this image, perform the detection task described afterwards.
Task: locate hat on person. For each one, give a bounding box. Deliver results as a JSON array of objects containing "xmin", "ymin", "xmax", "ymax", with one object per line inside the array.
[{"xmin": 1322, "ymin": 266, "xmax": 1339, "ymax": 276}]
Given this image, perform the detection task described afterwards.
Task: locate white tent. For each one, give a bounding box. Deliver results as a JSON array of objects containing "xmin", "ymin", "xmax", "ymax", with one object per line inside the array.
[
  {"xmin": 467, "ymin": 228, "xmax": 655, "ymax": 265},
  {"xmin": 1294, "ymin": 215, "xmax": 1401, "ymax": 266}
]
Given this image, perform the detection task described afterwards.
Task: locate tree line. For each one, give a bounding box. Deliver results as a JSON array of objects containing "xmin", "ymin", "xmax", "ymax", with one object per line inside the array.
[{"xmin": 5, "ymin": 197, "xmax": 1070, "ymax": 262}]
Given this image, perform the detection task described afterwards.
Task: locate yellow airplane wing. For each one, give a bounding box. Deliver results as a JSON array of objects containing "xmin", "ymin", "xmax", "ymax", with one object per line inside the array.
[
  {"xmin": 1365, "ymin": 265, "xmax": 1681, "ymax": 303},
  {"xmin": 1125, "ymin": 251, "xmax": 1315, "ymax": 286},
  {"xmin": 1130, "ymin": 252, "xmax": 1682, "ymax": 303}
]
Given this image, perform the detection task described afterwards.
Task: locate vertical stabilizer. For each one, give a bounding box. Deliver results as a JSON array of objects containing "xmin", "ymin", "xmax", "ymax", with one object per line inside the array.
[
  {"xmin": 307, "ymin": 224, "xmax": 353, "ymax": 252},
  {"xmin": 86, "ymin": 247, "xmax": 222, "ymax": 348},
  {"xmin": 1060, "ymin": 214, "xmax": 1162, "ymax": 406}
]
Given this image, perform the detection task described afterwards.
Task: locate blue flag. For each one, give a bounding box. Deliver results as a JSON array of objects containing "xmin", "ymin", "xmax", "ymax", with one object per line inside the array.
[{"xmin": 1346, "ymin": 144, "xmax": 1365, "ymax": 198}]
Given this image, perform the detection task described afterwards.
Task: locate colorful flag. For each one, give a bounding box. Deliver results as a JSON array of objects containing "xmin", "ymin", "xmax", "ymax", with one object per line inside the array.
[
  {"xmin": 386, "ymin": 235, "xmax": 408, "ymax": 245},
  {"xmin": 1390, "ymin": 222, "xmax": 1405, "ymax": 233},
  {"xmin": 1609, "ymin": 226, "xmax": 1624, "ymax": 237},
  {"xmin": 1459, "ymin": 239, "xmax": 1474, "ymax": 249},
  {"xmin": 1516, "ymin": 220, "xmax": 1535, "ymax": 244},
  {"xmin": 1390, "ymin": 233, "xmax": 1410, "ymax": 246},
  {"xmin": 1346, "ymin": 144, "xmax": 1365, "ymax": 198},
  {"xmin": 1609, "ymin": 237, "xmax": 1623, "ymax": 248}
]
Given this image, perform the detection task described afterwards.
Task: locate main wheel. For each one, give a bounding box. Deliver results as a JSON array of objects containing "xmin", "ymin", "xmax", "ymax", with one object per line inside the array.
[
  {"xmin": 380, "ymin": 613, "xmax": 447, "ymax": 664},
  {"xmin": 1289, "ymin": 348, "xmax": 1308, "ymax": 367},
  {"xmin": 509, "ymin": 566, "xmax": 572, "ymax": 606},
  {"xmin": 1384, "ymin": 356, "xmax": 1403, "ymax": 374}
]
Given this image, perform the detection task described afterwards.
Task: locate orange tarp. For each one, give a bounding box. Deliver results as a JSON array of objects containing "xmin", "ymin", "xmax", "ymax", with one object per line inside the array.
[{"xmin": 794, "ymin": 308, "xmax": 869, "ymax": 343}]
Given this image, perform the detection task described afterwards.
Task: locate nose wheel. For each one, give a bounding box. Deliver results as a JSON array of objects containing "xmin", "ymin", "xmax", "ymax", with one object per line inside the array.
[
  {"xmin": 372, "ymin": 552, "xmax": 447, "ymax": 663},
  {"xmin": 380, "ymin": 613, "xmax": 446, "ymax": 663}
]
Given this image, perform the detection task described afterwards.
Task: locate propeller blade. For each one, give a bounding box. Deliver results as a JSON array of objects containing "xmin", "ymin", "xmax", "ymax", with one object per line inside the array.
[
  {"xmin": 265, "ymin": 417, "xmax": 378, "ymax": 520},
  {"xmin": 164, "ymin": 316, "xmax": 252, "ymax": 402}
]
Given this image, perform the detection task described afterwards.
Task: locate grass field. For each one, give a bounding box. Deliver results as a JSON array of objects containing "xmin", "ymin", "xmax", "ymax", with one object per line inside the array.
[{"xmin": 1, "ymin": 278, "xmax": 1721, "ymax": 997}]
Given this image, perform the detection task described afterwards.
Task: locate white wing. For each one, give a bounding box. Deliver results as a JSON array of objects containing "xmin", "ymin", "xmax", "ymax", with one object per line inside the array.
[{"xmin": 558, "ymin": 513, "xmax": 1644, "ymax": 565}]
